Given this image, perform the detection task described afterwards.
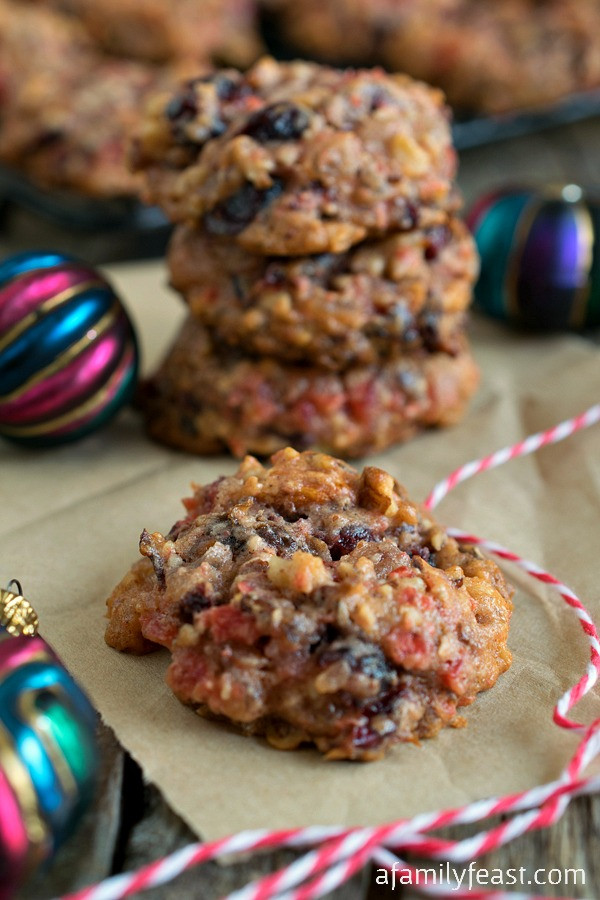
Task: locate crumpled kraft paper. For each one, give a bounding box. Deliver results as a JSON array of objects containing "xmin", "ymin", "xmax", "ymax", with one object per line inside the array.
[{"xmin": 1, "ymin": 259, "xmax": 599, "ymax": 841}]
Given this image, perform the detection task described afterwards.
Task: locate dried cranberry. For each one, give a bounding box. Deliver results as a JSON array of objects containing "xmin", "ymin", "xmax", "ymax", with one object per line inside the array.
[
  {"xmin": 352, "ymin": 723, "xmax": 383, "ymax": 750},
  {"xmin": 424, "ymin": 225, "xmax": 450, "ymax": 260},
  {"xmin": 318, "ymin": 640, "xmax": 393, "ymax": 686},
  {"xmin": 311, "ymin": 625, "xmax": 341, "ymax": 656},
  {"xmin": 166, "ymin": 79, "xmax": 226, "ymax": 143},
  {"xmin": 180, "ymin": 586, "xmax": 213, "ymax": 623},
  {"xmin": 329, "ymin": 524, "xmax": 374, "ymax": 560},
  {"xmin": 33, "ymin": 129, "xmax": 62, "ymax": 149},
  {"xmin": 166, "ymin": 82, "xmax": 199, "ymax": 122},
  {"xmin": 419, "ymin": 312, "xmax": 441, "ymax": 352},
  {"xmin": 167, "ymin": 73, "xmax": 249, "ymax": 121},
  {"xmin": 213, "ymin": 74, "xmax": 251, "ymax": 103},
  {"xmin": 323, "ymin": 623, "xmax": 342, "ymax": 644},
  {"xmin": 262, "ymin": 263, "xmax": 288, "ymax": 289},
  {"xmin": 203, "ymin": 180, "xmax": 284, "ymax": 236},
  {"xmin": 394, "ymin": 199, "xmax": 418, "ymax": 231},
  {"xmin": 368, "ymin": 87, "xmax": 392, "ymax": 112},
  {"xmin": 394, "ymin": 523, "xmax": 441, "ymax": 563},
  {"xmin": 241, "ymin": 102, "xmax": 310, "ymax": 143},
  {"xmin": 362, "ymin": 684, "xmax": 402, "ymax": 718}
]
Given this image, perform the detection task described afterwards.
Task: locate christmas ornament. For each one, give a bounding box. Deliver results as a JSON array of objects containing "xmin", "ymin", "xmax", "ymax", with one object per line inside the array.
[
  {"xmin": 0, "ymin": 581, "xmax": 99, "ymax": 899},
  {"xmin": 467, "ymin": 184, "xmax": 600, "ymax": 331},
  {"xmin": 0, "ymin": 250, "xmax": 139, "ymax": 446}
]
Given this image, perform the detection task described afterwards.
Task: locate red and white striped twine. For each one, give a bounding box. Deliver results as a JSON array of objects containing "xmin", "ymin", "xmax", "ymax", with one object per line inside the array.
[
  {"xmin": 58, "ymin": 402, "xmax": 600, "ymax": 900},
  {"xmin": 423, "ymin": 401, "xmax": 600, "ymax": 511}
]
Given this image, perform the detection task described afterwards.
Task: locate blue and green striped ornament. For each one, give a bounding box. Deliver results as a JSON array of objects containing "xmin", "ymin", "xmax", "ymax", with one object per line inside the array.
[
  {"xmin": 0, "ymin": 582, "xmax": 98, "ymax": 899},
  {"xmin": 468, "ymin": 184, "xmax": 600, "ymax": 331}
]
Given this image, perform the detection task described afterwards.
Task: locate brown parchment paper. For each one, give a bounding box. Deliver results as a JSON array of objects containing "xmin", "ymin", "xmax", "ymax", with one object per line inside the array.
[{"xmin": 1, "ymin": 259, "xmax": 600, "ymax": 841}]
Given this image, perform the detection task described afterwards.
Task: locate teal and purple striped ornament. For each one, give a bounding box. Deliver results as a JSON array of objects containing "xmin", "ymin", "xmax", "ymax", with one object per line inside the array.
[
  {"xmin": 0, "ymin": 250, "xmax": 139, "ymax": 446},
  {"xmin": 0, "ymin": 583, "xmax": 98, "ymax": 899},
  {"xmin": 468, "ymin": 185, "xmax": 600, "ymax": 331}
]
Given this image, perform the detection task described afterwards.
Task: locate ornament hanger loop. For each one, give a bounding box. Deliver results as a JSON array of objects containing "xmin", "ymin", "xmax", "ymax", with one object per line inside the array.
[{"xmin": 6, "ymin": 578, "xmax": 23, "ymax": 595}]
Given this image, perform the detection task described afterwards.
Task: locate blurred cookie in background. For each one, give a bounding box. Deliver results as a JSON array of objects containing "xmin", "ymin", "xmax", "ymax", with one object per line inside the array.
[
  {"xmin": 35, "ymin": 0, "xmax": 263, "ymax": 68},
  {"xmin": 263, "ymin": 0, "xmax": 600, "ymax": 115}
]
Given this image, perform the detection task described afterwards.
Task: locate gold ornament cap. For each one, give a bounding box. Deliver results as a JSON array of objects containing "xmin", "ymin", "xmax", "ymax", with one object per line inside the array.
[{"xmin": 1, "ymin": 580, "xmax": 39, "ymax": 637}]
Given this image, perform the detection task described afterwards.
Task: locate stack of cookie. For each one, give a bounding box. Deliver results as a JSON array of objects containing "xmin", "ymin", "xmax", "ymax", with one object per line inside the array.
[{"xmin": 133, "ymin": 56, "xmax": 480, "ymax": 458}]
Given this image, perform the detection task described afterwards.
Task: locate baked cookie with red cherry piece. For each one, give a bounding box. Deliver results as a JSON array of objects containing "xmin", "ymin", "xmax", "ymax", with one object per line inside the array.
[
  {"xmin": 131, "ymin": 56, "xmax": 458, "ymax": 255},
  {"xmin": 105, "ymin": 448, "xmax": 513, "ymax": 759},
  {"xmin": 167, "ymin": 215, "xmax": 477, "ymax": 369},
  {"xmin": 138, "ymin": 316, "xmax": 480, "ymax": 458}
]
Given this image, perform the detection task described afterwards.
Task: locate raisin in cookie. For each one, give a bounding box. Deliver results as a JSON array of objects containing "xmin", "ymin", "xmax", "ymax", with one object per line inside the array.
[
  {"xmin": 105, "ymin": 448, "xmax": 513, "ymax": 759},
  {"xmin": 139, "ymin": 316, "xmax": 479, "ymax": 458},
  {"xmin": 131, "ymin": 56, "xmax": 458, "ymax": 255}
]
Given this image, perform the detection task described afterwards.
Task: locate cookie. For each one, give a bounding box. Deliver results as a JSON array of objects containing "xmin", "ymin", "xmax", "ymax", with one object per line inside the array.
[
  {"xmin": 42, "ymin": 0, "xmax": 262, "ymax": 68},
  {"xmin": 267, "ymin": 0, "xmax": 600, "ymax": 114},
  {"xmin": 168, "ymin": 216, "xmax": 477, "ymax": 369},
  {"xmin": 105, "ymin": 448, "xmax": 513, "ymax": 759},
  {"xmin": 0, "ymin": 0, "xmax": 93, "ymax": 107},
  {"xmin": 139, "ymin": 316, "xmax": 479, "ymax": 458},
  {"xmin": 0, "ymin": 0, "xmax": 173, "ymax": 197},
  {"xmin": 131, "ymin": 56, "xmax": 458, "ymax": 255},
  {"xmin": 0, "ymin": 57, "xmax": 173, "ymax": 198}
]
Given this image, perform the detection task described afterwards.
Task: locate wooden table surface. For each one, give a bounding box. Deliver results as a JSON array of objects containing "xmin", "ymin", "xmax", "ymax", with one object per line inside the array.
[{"xmin": 8, "ymin": 113, "xmax": 600, "ymax": 899}]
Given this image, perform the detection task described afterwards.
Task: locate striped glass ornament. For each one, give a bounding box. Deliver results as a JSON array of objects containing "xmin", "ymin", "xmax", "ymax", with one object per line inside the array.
[
  {"xmin": 468, "ymin": 184, "xmax": 600, "ymax": 331},
  {"xmin": 0, "ymin": 251, "xmax": 139, "ymax": 446}
]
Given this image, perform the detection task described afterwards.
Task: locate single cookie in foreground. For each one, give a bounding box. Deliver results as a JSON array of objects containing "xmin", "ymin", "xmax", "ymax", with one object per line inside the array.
[
  {"xmin": 139, "ymin": 316, "xmax": 479, "ymax": 458},
  {"xmin": 131, "ymin": 56, "xmax": 458, "ymax": 255},
  {"xmin": 168, "ymin": 216, "xmax": 478, "ymax": 369},
  {"xmin": 105, "ymin": 448, "xmax": 513, "ymax": 760}
]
